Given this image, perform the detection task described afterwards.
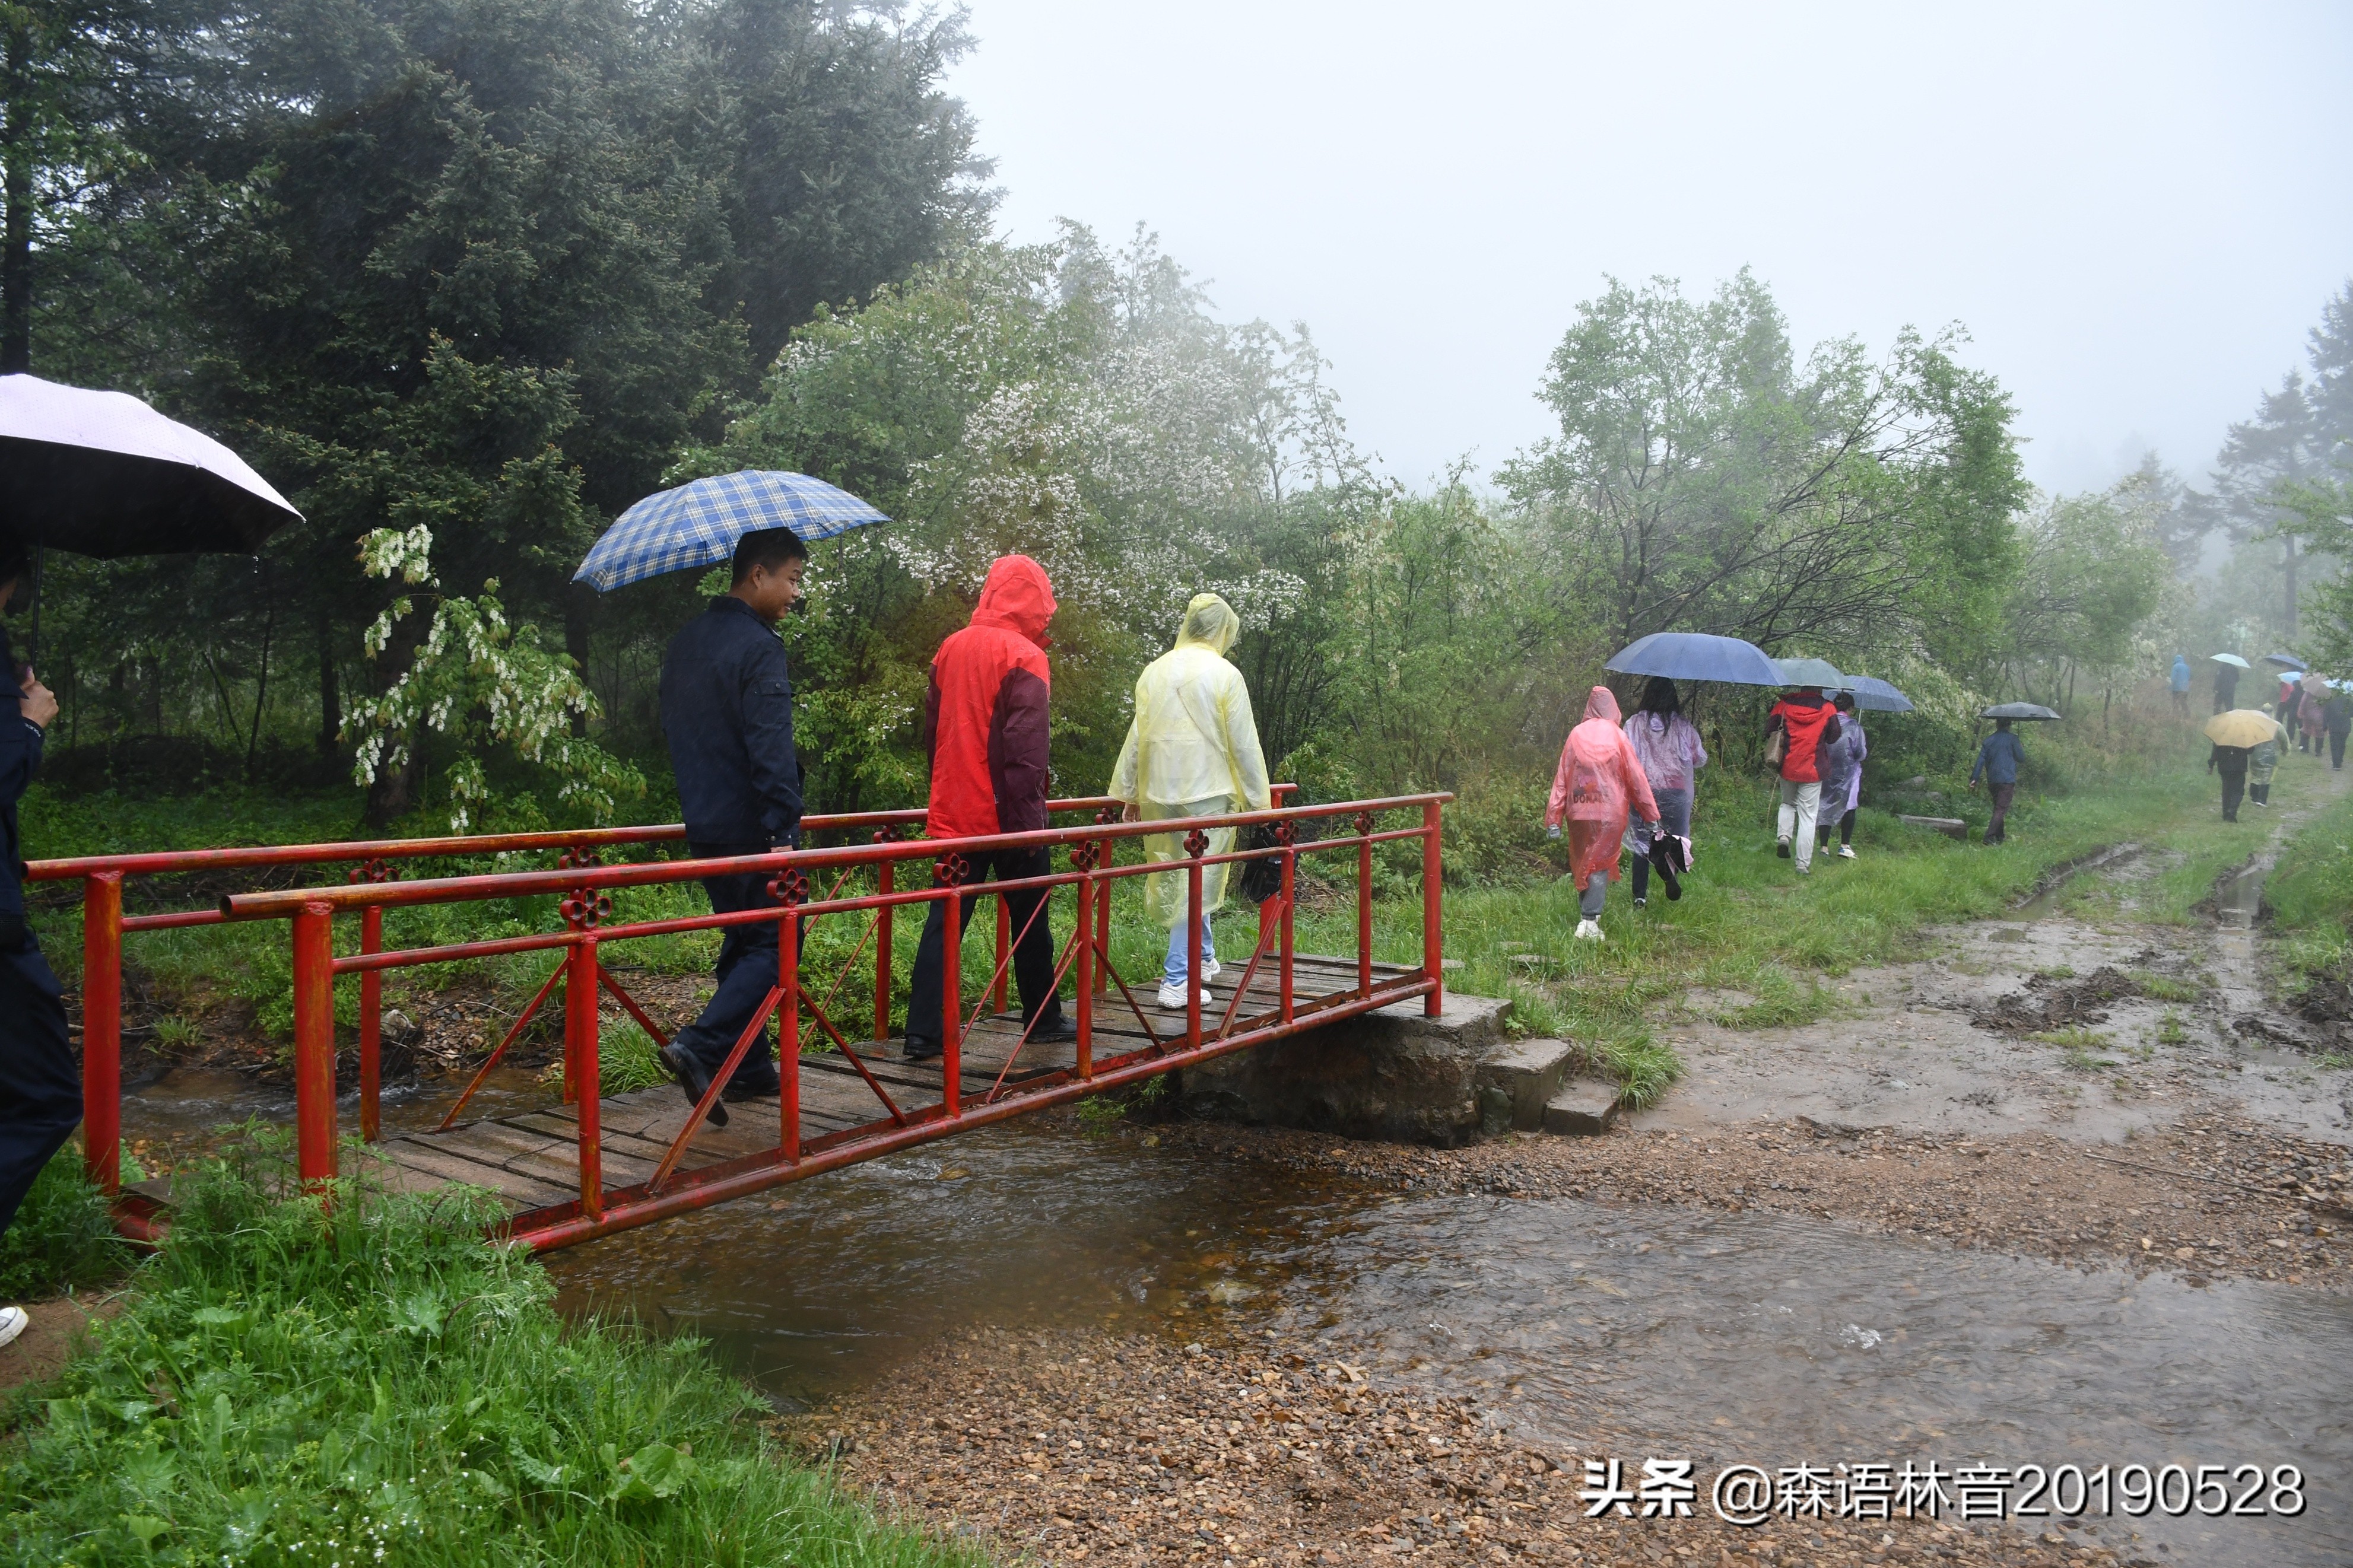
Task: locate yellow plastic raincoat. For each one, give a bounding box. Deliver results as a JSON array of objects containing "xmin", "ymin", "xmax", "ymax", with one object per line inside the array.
[{"xmin": 1108, "ymin": 594, "xmax": 1274, "ymax": 927}]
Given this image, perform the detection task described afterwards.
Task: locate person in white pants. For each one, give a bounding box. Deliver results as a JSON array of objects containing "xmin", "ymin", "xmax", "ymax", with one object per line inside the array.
[{"xmin": 1765, "ymin": 687, "xmax": 1843, "ymax": 877}]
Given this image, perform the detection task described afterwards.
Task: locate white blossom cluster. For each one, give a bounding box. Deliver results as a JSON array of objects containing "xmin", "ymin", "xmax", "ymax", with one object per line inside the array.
[{"xmin": 347, "ymin": 526, "xmax": 642, "ymax": 828}]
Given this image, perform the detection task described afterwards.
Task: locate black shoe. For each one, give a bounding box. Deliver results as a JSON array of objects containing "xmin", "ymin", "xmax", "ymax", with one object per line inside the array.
[
  {"xmin": 658, "ymin": 1044, "xmax": 728, "ymax": 1127},
  {"xmin": 901, "ymin": 1037, "xmax": 942, "ymax": 1063},
  {"xmin": 1776, "ymin": 840, "xmax": 1791, "ymax": 858},
  {"xmin": 1027, "ymin": 1013, "xmax": 1078, "ymax": 1043}
]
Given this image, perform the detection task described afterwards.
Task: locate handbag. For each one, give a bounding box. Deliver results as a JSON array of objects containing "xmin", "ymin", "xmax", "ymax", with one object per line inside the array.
[
  {"xmin": 1236, "ymin": 814, "xmax": 1321, "ymax": 905},
  {"xmin": 1763, "ymin": 726, "xmax": 1787, "ymax": 773}
]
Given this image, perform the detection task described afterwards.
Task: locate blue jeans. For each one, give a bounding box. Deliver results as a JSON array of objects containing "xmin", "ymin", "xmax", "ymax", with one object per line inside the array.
[{"xmin": 1163, "ymin": 916, "xmax": 1214, "ymax": 988}]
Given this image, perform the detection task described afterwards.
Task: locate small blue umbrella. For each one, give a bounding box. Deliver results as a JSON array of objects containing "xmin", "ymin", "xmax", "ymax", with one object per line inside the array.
[
  {"xmin": 1840, "ymin": 675, "xmax": 1914, "ymax": 713},
  {"xmin": 1604, "ymin": 631, "xmax": 1784, "ymax": 686},
  {"xmin": 2262, "ymin": 653, "xmax": 2308, "ymax": 671},
  {"xmin": 574, "ymin": 469, "xmax": 890, "ymax": 591}
]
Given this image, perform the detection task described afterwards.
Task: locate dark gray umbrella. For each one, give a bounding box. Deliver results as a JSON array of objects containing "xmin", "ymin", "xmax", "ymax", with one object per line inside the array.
[
  {"xmin": 1982, "ymin": 702, "xmax": 2061, "ymax": 721},
  {"xmin": 0, "ymin": 373, "xmax": 301, "ymax": 556},
  {"xmin": 1840, "ymin": 675, "xmax": 1915, "ymax": 713},
  {"xmin": 1773, "ymin": 655, "xmax": 1844, "ymax": 689}
]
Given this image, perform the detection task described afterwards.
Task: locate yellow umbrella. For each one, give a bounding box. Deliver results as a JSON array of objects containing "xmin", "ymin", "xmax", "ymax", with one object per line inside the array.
[{"xmin": 2205, "ymin": 709, "xmax": 2283, "ymax": 748}]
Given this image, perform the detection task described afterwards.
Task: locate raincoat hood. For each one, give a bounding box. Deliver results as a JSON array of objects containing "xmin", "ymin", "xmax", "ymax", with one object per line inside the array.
[
  {"xmin": 969, "ymin": 555, "xmax": 1057, "ymax": 646},
  {"xmin": 1171, "ymin": 592, "xmax": 1241, "ymax": 656},
  {"xmin": 1582, "ymin": 686, "xmax": 1622, "ymax": 726}
]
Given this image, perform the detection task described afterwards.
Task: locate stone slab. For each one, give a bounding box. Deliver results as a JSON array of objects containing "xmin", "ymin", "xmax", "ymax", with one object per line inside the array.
[
  {"xmin": 1477, "ymin": 1037, "xmax": 1575, "ymax": 1133},
  {"xmin": 1177, "ymin": 991, "xmax": 1513, "ymax": 1147},
  {"xmin": 1542, "ymin": 1079, "xmax": 1622, "ymax": 1137},
  {"xmin": 1898, "ymin": 815, "xmax": 1970, "ymax": 840}
]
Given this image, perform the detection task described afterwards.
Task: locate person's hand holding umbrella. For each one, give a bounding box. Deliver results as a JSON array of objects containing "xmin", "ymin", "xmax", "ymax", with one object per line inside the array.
[{"xmin": 12, "ymin": 667, "xmax": 55, "ymax": 731}]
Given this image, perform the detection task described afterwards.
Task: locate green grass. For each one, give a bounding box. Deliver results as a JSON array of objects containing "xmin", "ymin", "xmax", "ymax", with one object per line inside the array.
[
  {"xmin": 0, "ymin": 1130, "xmax": 986, "ymax": 1568},
  {"xmin": 2267, "ymin": 783, "xmax": 2353, "ymax": 998},
  {"xmin": 0, "ymin": 1146, "xmax": 132, "ymax": 1300}
]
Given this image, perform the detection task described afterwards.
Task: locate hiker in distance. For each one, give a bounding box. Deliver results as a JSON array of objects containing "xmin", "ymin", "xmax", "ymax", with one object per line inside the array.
[
  {"xmin": 1107, "ymin": 592, "xmax": 1274, "ymax": 1010},
  {"xmin": 1970, "ymin": 717, "xmax": 2026, "ymax": 844},
  {"xmin": 904, "ymin": 555, "xmax": 1076, "ymax": 1058},
  {"xmin": 1764, "ymin": 685, "xmax": 1842, "ymax": 874},
  {"xmin": 653, "ymin": 526, "xmax": 808, "ymax": 1125}
]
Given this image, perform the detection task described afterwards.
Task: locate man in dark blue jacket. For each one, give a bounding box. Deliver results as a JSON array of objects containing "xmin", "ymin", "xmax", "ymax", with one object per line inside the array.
[
  {"xmin": 655, "ymin": 527, "xmax": 806, "ymax": 1125},
  {"xmin": 0, "ymin": 538, "xmax": 76, "ymax": 1352},
  {"xmin": 1969, "ymin": 718, "xmax": 2027, "ymax": 844}
]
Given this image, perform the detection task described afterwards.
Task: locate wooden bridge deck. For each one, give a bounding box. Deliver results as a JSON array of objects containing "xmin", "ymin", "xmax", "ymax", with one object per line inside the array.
[{"xmin": 261, "ymin": 954, "xmax": 1403, "ymax": 1218}]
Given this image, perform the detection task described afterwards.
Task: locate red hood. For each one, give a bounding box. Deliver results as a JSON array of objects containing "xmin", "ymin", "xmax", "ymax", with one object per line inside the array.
[
  {"xmin": 968, "ymin": 555, "xmax": 1056, "ymax": 646},
  {"xmin": 1581, "ymin": 685, "xmax": 1622, "ymax": 725}
]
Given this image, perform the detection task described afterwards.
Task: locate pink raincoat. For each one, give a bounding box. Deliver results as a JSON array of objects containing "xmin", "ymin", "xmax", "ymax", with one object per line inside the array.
[{"xmin": 1545, "ymin": 687, "xmax": 1661, "ymax": 888}]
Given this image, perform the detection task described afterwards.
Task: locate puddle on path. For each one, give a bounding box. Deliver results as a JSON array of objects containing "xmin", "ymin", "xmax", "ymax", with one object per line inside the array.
[{"xmin": 544, "ymin": 1122, "xmax": 2349, "ymax": 1567}]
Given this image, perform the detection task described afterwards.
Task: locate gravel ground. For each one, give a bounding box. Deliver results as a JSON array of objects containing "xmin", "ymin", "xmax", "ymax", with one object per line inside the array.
[
  {"xmin": 1147, "ymin": 1112, "xmax": 2351, "ymax": 1293},
  {"xmin": 780, "ymin": 1326, "xmax": 2151, "ymax": 1568}
]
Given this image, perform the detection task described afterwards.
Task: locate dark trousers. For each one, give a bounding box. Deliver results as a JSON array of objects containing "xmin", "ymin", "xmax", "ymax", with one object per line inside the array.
[
  {"xmin": 0, "ymin": 937, "xmax": 84, "ymax": 1240},
  {"xmin": 905, "ymin": 845, "xmax": 1065, "ymax": 1047},
  {"xmin": 2251, "ymin": 780, "xmax": 2272, "ymax": 804},
  {"xmin": 2284, "ymin": 711, "xmax": 2301, "ymax": 748},
  {"xmin": 2333, "ymin": 730, "xmax": 2348, "ymax": 769},
  {"xmin": 669, "ymin": 841, "xmax": 785, "ymax": 1092},
  {"xmin": 2218, "ymin": 768, "xmax": 2245, "ymax": 821},
  {"xmin": 1984, "ymin": 783, "xmax": 2015, "ymax": 844},
  {"xmin": 1630, "ymin": 787, "xmax": 1691, "ymax": 901}
]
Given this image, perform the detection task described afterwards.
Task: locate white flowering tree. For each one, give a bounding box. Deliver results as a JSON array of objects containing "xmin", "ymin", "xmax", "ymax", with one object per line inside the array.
[{"xmin": 346, "ymin": 524, "xmax": 643, "ymax": 831}]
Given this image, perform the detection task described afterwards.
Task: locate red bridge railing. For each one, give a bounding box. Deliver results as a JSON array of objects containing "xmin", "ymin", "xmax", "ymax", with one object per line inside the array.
[
  {"xmin": 27, "ymin": 799, "xmax": 1116, "ymax": 1196},
  {"xmin": 30, "ymin": 791, "xmax": 1450, "ymax": 1251}
]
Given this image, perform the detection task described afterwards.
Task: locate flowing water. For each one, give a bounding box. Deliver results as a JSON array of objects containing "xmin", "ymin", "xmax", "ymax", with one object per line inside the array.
[{"xmin": 536, "ymin": 1121, "xmax": 2349, "ymax": 1567}]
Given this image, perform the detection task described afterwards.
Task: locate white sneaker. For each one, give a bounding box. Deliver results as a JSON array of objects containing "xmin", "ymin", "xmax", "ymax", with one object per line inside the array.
[
  {"xmin": 1202, "ymin": 959, "xmax": 1223, "ymax": 984},
  {"xmin": 1574, "ymin": 918, "xmax": 1604, "ymax": 942},
  {"xmin": 1837, "ymin": 844, "xmax": 1856, "ymax": 860},
  {"xmin": 1156, "ymin": 982, "xmax": 1189, "ymax": 1010},
  {"xmin": 0, "ymin": 1306, "xmax": 26, "ymax": 1351}
]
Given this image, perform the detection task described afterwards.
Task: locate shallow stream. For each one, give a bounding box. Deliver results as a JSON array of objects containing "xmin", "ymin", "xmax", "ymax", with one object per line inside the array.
[{"xmin": 537, "ymin": 1121, "xmax": 2348, "ymax": 1567}]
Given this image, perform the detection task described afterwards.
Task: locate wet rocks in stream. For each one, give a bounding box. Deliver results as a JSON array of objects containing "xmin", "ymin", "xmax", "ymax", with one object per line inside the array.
[
  {"xmin": 783, "ymin": 1326, "xmax": 2138, "ymax": 1567},
  {"xmin": 1149, "ymin": 1117, "xmax": 2352, "ymax": 1293}
]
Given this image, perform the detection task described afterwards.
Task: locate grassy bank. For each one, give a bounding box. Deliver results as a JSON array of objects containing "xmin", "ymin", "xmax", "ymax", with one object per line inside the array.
[
  {"xmin": 0, "ymin": 1133, "xmax": 984, "ymax": 1568},
  {"xmin": 1289, "ymin": 749, "xmax": 2271, "ymax": 1105},
  {"xmin": 2265, "ymin": 775, "xmax": 2353, "ymax": 1018}
]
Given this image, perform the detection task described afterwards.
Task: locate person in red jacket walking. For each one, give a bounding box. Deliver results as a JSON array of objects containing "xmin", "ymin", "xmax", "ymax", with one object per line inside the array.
[
  {"xmin": 1765, "ymin": 686, "xmax": 1843, "ymax": 874},
  {"xmin": 904, "ymin": 555, "xmax": 1075, "ymax": 1060}
]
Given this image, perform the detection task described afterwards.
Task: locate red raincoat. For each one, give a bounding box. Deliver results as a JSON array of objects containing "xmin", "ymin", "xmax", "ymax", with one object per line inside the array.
[
  {"xmin": 1545, "ymin": 687, "xmax": 1660, "ymax": 888},
  {"xmin": 921, "ymin": 556, "xmax": 1056, "ymax": 838}
]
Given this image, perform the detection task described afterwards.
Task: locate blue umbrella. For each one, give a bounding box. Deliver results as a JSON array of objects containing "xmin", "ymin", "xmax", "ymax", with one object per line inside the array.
[
  {"xmin": 2262, "ymin": 653, "xmax": 2308, "ymax": 671},
  {"xmin": 1840, "ymin": 675, "xmax": 1914, "ymax": 713},
  {"xmin": 1604, "ymin": 632, "xmax": 1784, "ymax": 686},
  {"xmin": 574, "ymin": 470, "xmax": 890, "ymax": 591}
]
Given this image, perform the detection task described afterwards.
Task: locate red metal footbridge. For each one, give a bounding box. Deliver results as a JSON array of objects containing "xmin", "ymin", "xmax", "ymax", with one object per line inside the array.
[{"xmin": 28, "ymin": 790, "xmax": 1448, "ymax": 1252}]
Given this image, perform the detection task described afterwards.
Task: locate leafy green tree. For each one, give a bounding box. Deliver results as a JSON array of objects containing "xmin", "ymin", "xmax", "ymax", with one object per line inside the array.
[{"xmin": 1496, "ymin": 271, "xmax": 2026, "ymax": 676}]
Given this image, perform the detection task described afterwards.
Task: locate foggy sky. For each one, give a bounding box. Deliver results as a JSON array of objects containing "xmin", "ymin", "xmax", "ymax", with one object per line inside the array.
[{"xmin": 945, "ymin": 1, "xmax": 2353, "ymax": 497}]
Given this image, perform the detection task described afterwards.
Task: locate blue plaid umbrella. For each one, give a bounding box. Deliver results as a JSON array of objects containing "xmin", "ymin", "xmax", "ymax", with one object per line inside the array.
[{"xmin": 574, "ymin": 470, "xmax": 890, "ymax": 591}]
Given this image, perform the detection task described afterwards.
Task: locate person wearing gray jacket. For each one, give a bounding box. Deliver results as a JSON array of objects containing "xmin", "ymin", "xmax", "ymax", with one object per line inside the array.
[{"xmin": 1811, "ymin": 692, "xmax": 1861, "ymax": 861}]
